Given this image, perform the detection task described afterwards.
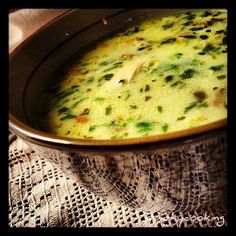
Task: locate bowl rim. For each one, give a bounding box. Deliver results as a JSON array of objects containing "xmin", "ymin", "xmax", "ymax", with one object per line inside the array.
[
  {"xmin": 9, "ymin": 115, "xmax": 227, "ymax": 147},
  {"xmin": 9, "ymin": 8, "xmax": 227, "ymax": 147}
]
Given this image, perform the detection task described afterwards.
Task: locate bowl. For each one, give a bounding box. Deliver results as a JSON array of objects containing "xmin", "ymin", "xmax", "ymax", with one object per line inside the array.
[{"xmin": 9, "ymin": 9, "xmax": 227, "ymax": 212}]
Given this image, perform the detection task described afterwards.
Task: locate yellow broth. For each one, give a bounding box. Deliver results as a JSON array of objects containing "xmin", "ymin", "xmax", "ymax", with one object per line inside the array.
[{"xmin": 41, "ymin": 10, "xmax": 227, "ymax": 140}]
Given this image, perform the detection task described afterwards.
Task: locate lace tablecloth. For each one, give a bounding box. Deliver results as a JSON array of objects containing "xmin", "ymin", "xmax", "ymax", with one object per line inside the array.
[{"xmin": 8, "ymin": 134, "xmax": 227, "ymax": 227}]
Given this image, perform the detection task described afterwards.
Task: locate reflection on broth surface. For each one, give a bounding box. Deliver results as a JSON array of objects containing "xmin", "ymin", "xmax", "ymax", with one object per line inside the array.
[{"xmin": 41, "ymin": 9, "xmax": 227, "ymax": 140}]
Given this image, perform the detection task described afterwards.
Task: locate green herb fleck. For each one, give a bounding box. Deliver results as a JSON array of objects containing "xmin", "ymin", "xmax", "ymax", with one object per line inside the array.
[
  {"xmin": 145, "ymin": 96, "xmax": 152, "ymax": 101},
  {"xmin": 184, "ymin": 101, "xmax": 199, "ymax": 114},
  {"xmin": 201, "ymin": 43, "xmax": 216, "ymax": 53},
  {"xmin": 217, "ymin": 75, "xmax": 226, "ymax": 80},
  {"xmin": 130, "ymin": 105, "xmax": 138, "ymax": 109},
  {"xmin": 57, "ymin": 107, "xmax": 69, "ymax": 115},
  {"xmin": 165, "ymin": 75, "xmax": 174, "ymax": 82},
  {"xmin": 198, "ymin": 102, "xmax": 209, "ymax": 108},
  {"xmin": 122, "ymin": 26, "xmax": 141, "ymax": 36},
  {"xmin": 210, "ymin": 65, "xmax": 224, "ymax": 71},
  {"xmin": 160, "ymin": 38, "xmax": 176, "ymax": 44},
  {"xmin": 177, "ymin": 116, "xmax": 186, "ymax": 120},
  {"xmin": 60, "ymin": 114, "xmax": 76, "ymax": 121},
  {"xmin": 170, "ymin": 81, "xmax": 183, "ymax": 87},
  {"xmin": 162, "ymin": 124, "xmax": 168, "ymax": 132},
  {"xmin": 152, "ymin": 64, "xmax": 178, "ymax": 74},
  {"xmin": 89, "ymin": 125, "xmax": 96, "ymax": 132},
  {"xmin": 174, "ymin": 53, "xmax": 183, "ymax": 59},
  {"xmin": 103, "ymin": 62, "xmax": 123, "ymax": 72},
  {"xmin": 80, "ymin": 108, "xmax": 90, "ymax": 115},
  {"xmin": 162, "ymin": 22, "xmax": 174, "ymax": 29},
  {"xmin": 136, "ymin": 122, "xmax": 152, "ymax": 132},
  {"xmin": 105, "ymin": 106, "xmax": 112, "ymax": 115},
  {"xmin": 102, "ymin": 73, "xmax": 114, "ymax": 80},
  {"xmin": 54, "ymin": 86, "xmax": 79, "ymax": 100},
  {"xmin": 71, "ymin": 98, "xmax": 87, "ymax": 109},
  {"xmin": 87, "ymin": 77, "xmax": 94, "ymax": 83},
  {"xmin": 184, "ymin": 13, "xmax": 196, "ymax": 21},
  {"xmin": 99, "ymin": 61, "xmax": 110, "ymax": 66},
  {"xmin": 157, "ymin": 106, "xmax": 163, "ymax": 113},
  {"xmin": 180, "ymin": 69, "xmax": 196, "ymax": 79},
  {"xmin": 145, "ymin": 84, "xmax": 150, "ymax": 91}
]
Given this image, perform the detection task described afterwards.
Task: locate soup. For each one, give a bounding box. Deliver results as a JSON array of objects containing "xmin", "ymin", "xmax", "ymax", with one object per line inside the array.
[{"xmin": 41, "ymin": 9, "xmax": 227, "ymax": 140}]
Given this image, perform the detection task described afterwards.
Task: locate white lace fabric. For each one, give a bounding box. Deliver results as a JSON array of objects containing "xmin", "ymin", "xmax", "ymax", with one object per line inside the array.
[{"xmin": 8, "ymin": 135, "xmax": 227, "ymax": 227}]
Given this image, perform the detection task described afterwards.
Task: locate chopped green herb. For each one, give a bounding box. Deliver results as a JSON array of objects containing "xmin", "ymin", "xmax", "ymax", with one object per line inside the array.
[
  {"xmin": 180, "ymin": 35, "xmax": 196, "ymax": 39},
  {"xmin": 201, "ymin": 43, "xmax": 216, "ymax": 53},
  {"xmin": 174, "ymin": 53, "xmax": 183, "ymax": 59},
  {"xmin": 162, "ymin": 124, "xmax": 168, "ymax": 132},
  {"xmin": 217, "ymin": 75, "xmax": 226, "ymax": 80},
  {"xmin": 54, "ymin": 86, "xmax": 79, "ymax": 100},
  {"xmin": 80, "ymin": 108, "xmax": 90, "ymax": 115},
  {"xmin": 60, "ymin": 114, "xmax": 76, "ymax": 121},
  {"xmin": 125, "ymin": 91, "xmax": 131, "ymax": 100},
  {"xmin": 130, "ymin": 105, "xmax": 138, "ymax": 109},
  {"xmin": 165, "ymin": 75, "xmax": 174, "ymax": 82},
  {"xmin": 136, "ymin": 122, "xmax": 152, "ymax": 132},
  {"xmin": 106, "ymin": 120, "xmax": 127, "ymax": 128},
  {"xmin": 180, "ymin": 69, "xmax": 196, "ymax": 79},
  {"xmin": 210, "ymin": 65, "xmax": 224, "ymax": 71},
  {"xmin": 122, "ymin": 26, "xmax": 141, "ymax": 36},
  {"xmin": 183, "ymin": 20, "xmax": 193, "ymax": 26},
  {"xmin": 102, "ymin": 73, "xmax": 114, "ymax": 80},
  {"xmin": 160, "ymin": 38, "xmax": 176, "ymax": 44},
  {"xmin": 103, "ymin": 62, "xmax": 123, "ymax": 72},
  {"xmin": 170, "ymin": 81, "xmax": 183, "ymax": 87},
  {"xmin": 137, "ymin": 45, "xmax": 152, "ymax": 51},
  {"xmin": 152, "ymin": 64, "xmax": 178, "ymax": 74},
  {"xmin": 99, "ymin": 61, "xmax": 110, "ymax": 66},
  {"xmin": 162, "ymin": 22, "xmax": 174, "ymax": 29},
  {"xmin": 145, "ymin": 84, "xmax": 150, "ymax": 91},
  {"xmin": 184, "ymin": 13, "xmax": 196, "ymax": 20},
  {"xmin": 198, "ymin": 102, "xmax": 209, "ymax": 108},
  {"xmin": 184, "ymin": 101, "xmax": 199, "ymax": 113},
  {"xmin": 145, "ymin": 96, "xmax": 152, "ymax": 101},
  {"xmin": 89, "ymin": 125, "xmax": 96, "ymax": 132},
  {"xmin": 177, "ymin": 116, "xmax": 186, "ymax": 120},
  {"xmin": 87, "ymin": 77, "xmax": 94, "ymax": 83},
  {"xmin": 71, "ymin": 98, "xmax": 87, "ymax": 109},
  {"xmin": 157, "ymin": 106, "xmax": 163, "ymax": 113},
  {"xmin": 202, "ymin": 11, "xmax": 212, "ymax": 17},
  {"xmin": 190, "ymin": 27, "xmax": 204, "ymax": 31},
  {"xmin": 105, "ymin": 106, "xmax": 112, "ymax": 115},
  {"xmin": 216, "ymin": 29, "xmax": 224, "ymax": 34},
  {"xmin": 71, "ymin": 85, "xmax": 79, "ymax": 89},
  {"xmin": 57, "ymin": 107, "xmax": 69, "ymax": 115}
]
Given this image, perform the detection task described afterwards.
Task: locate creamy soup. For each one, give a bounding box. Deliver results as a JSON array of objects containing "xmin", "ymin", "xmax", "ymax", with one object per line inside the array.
[{"xmin": 41, "ymin": 9, "xmax": 227, "ymax": 140}]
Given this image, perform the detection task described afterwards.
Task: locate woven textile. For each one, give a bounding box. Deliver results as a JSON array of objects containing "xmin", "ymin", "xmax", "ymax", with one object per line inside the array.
[{"xmin": 8, "ymin": 135, "xmax": 227, "ymax": 227}]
